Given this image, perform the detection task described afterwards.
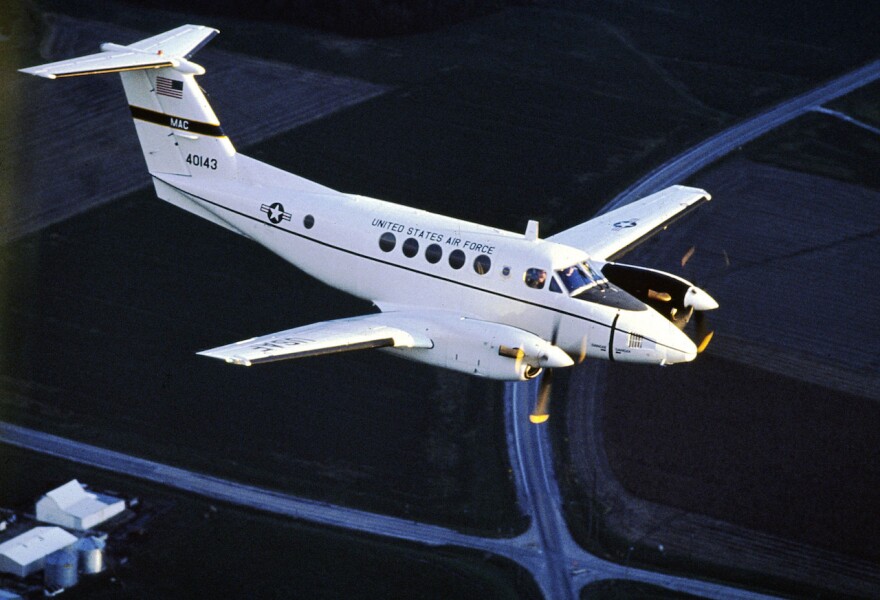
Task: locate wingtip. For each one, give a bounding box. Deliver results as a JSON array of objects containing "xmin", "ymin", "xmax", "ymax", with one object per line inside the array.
[
  {"xmin": 196, "ymin": 349, "xmax": 252, "ymax": 366},
  {"xmin": 18, "ymin": 67, "xmax": 56, "ymax": 79}
]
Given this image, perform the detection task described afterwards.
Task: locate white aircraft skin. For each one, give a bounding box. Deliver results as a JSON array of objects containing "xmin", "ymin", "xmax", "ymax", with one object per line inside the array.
[{"xmin": 20, "ymin": 25, "xmax": 718, "ymax": 396}]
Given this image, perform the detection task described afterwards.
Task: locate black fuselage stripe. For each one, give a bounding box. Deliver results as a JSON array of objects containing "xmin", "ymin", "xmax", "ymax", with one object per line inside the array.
[
  {"xmin": 608, "ymin": 313, "xmax": 620, "ymax": 362},
  {"xmin": 157, "ymin": 176, "xmax": 690, "ymax": 354},
  {"xmin": 130, "ymin": 105, "xmax": 225, "ymax": 137}
]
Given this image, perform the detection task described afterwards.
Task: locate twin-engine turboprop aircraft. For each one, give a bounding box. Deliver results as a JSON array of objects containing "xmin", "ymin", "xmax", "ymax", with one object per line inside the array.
[{"xmin": 21, "ymin": 25, "xmax": 718, "ymax": 422}]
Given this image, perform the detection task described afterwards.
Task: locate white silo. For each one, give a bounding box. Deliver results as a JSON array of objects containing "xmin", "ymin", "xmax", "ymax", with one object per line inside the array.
[{"xmin": 76, "ymin": 537, "xmax": 105, "ymax": 574}]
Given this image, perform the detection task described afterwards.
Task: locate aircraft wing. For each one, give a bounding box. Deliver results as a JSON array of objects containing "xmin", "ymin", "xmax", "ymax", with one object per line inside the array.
[
  {"xmin": 197, "ymin": 312, "xmax": 433, "ymax": 366},
  {"xmin": 547, "ymin": 185, "xmax": 711, "ymax": 261}
]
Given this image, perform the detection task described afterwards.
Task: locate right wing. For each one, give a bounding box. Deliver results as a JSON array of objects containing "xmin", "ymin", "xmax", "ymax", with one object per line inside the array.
[
  {"xmin": 547, "ymin": 185, "xmax": 711, "ymax": 261},
  {"xmin": 197, "ymin": 312, "xmax": 433, "ymax": 366}
]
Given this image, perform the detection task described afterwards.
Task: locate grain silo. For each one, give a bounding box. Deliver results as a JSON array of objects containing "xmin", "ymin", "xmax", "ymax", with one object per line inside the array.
[
  {"xmin": 44, "ymin": 549, "xmax": 78, "ymax": 589},
  {"xmin": 76, "ymin": 536, "xmax": 105, "ymax": 574}
]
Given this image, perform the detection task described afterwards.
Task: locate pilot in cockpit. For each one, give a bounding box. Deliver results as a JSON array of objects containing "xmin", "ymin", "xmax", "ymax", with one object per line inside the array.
[{"xmin": 558, "ymin": 264, "xmax": 592, "ymax": 294}]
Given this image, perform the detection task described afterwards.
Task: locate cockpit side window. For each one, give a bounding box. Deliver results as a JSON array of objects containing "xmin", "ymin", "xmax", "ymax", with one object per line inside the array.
[
  {"xmin": 582, "ymin": 261, "xmax": 607, "ymax": 286},
  {"xmin": 524, "ymin": 268, "xmax": 547, "ymax": 289},
  {"xmin": 549, "ymin": 277, "xmax": 562, "ymax": 293}
]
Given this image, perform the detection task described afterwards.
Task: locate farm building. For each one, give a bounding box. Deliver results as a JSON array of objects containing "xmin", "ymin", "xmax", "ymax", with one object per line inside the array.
[
  {"xmin": 0, "ymin": 526, "xmax": 77, "ymax": 577},
  {"xmin": 36, "ymin": 480, "xmax": 124, "ymax": 531}
]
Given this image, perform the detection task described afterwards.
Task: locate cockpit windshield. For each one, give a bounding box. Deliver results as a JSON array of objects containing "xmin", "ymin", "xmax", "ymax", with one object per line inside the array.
[
  {"xmin": 553, "ymin": 261, "xmax": 646, "ymax": 310},
  {"xmin": 556, "ymin": 262, "xmax": 606, "ymax": 296}
]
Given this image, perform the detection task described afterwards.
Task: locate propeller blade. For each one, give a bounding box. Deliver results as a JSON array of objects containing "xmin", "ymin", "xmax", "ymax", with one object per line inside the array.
[
  {"xmin": 647, "ymin": 289, "xmax": 672, "ymax": 302},
  {"xmin": 530, "ymin": 368, "xmax": 553, "ymax": 424},
  {"xmin": 671, "ymin": 305, "xmax": 693, "ymax": 330},
  {"xmin": 697, "ymin": 331, "xmax": 714, "ymax": 353},
  {"xmin": 530, "ymin": 319, "xmax": 561, "ymax": 423},
  {"xmin": 681, "ymin": 245, "xmax": 696, "ymax": 267},
  {"xmin": 694, "ymin": 310, "xmax": 714, "ymax": 353}
]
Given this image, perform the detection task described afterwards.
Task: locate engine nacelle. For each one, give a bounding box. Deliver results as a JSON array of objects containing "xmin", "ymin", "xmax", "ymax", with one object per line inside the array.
[
  {"xmin": 600, "ymin": 262, "xmax": 718, "ymax": 325},
  {"xmin": 386, "ymin": 316, "xmax": 572, "ymax": 381}
]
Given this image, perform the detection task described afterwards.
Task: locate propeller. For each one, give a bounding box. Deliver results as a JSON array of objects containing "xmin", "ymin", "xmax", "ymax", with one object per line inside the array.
[{"xmin": 530, "ymin": 319, "xmax": 562, "ymax": 424}]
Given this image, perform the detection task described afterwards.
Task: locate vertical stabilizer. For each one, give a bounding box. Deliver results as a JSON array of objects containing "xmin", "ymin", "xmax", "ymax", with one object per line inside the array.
[{"xmin": 119, "ymin": 66, "xmax": 235, "ymax": 177}]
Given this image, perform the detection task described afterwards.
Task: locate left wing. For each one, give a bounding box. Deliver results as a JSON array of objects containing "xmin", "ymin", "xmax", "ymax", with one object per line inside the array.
[
  {"xmin": 547, "ymin": 185, "xmax": 711, "ymax": 261},
  {"xmin": 198, "ymin": 312, "xmax": 433, "ymax": 366}
]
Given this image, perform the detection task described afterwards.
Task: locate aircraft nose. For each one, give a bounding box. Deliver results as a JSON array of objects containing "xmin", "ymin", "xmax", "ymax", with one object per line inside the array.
[
  {"xmin": 662, "ymin": 330, "xmax": 697, "ymax": 364},
  {"xmin": 647, "ymin": 311, "xmax": 698, "ymax": 365}
]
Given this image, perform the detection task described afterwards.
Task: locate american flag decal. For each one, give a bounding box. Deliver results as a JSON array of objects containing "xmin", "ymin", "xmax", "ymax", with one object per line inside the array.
[{"xmin": 156, "ymin": 76, "xmax": 184, "ymax": 99}]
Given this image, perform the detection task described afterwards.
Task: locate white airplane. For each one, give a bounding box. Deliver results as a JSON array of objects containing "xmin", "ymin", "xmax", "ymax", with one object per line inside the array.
[{"xmin": 21, "ymin": 25, "xmax": 718, "ymax": 423}]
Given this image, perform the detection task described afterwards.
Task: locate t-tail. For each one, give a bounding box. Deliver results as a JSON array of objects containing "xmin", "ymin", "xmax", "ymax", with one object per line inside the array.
[
  {"xmin": 21, "ymin": 25, "xmax": 234, "ymax": 177},
  {"xmin": 19, "ymin": 25, "xmax": 250, "ymax": 231}
]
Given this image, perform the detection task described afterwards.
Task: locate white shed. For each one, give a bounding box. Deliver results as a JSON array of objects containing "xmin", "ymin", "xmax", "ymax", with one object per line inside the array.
[
  {"xmin": 0, "ymin": 527, "xmax": 77, "ymax": 577},
  {"xmin": 36, "ymin": 480, "xmax": 124, "ymax": 531}
]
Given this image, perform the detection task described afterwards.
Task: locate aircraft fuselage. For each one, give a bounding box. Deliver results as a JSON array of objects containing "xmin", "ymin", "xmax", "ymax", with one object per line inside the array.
[{"xmin": 157, "ymin": 159, "xmax": 697, "ymax": 379}]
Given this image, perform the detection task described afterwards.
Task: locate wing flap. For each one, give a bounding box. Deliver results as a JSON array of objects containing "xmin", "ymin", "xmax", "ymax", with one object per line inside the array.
[
  {"xmin": 198, "ymin": 313, "xmax": 433, "ymax": 366},
  {"xmin": 547, "ymin": 185, "xmax": 710, "ymax": 261}
]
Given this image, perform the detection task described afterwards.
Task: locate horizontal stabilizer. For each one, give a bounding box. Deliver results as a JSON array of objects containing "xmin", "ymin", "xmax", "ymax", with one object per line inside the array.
[
  {"xmin": 198, "ymin": 312, "xmax": 434, "ymax": 366},
  {"xmin": 19, "ymin": 24, "xmax": 217, "ymax": 79}
]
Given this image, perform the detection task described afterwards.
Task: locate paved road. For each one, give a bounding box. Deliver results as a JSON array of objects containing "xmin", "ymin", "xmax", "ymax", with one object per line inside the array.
[
  {"xmin": 812, "ymin": 106, "xmax": 880, "ymax": 136},
  {"xmin": 505, "ymin": 383, "xmax": 775, "ymax": 599},
  {"xmin": 0, "ymin": 421, "xmax": 533, "ymax": 562},
  {"xmin": 607, "ymin": 59, "xmax": 880, "ymax": 211}
]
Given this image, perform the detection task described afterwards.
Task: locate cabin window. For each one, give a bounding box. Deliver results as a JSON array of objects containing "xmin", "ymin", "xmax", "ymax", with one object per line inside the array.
[
  {"xmin": 402, "ymin": 238, "xmax": 419, "ymax": 258},
  {"xmin": 449, "ymin": 249, "xmax": 466, "ymax": 269},
  {"xmin": 524, "ymin": 268, "xmax": 547, "ymax": 289},
  {"xmin": 303, "ymin": 214, "xmax": 315, "ymax": 229},
  {"xmin": 425, "ymin": 243, "xmax": 442, "ymax": 264},
  {"xmin": 473, "ymin": 254, "xmax": 491, "ymax": 275},
  {"xmin": 379, "ymin": 232, "xmax": 396, "ymax": 252}
]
